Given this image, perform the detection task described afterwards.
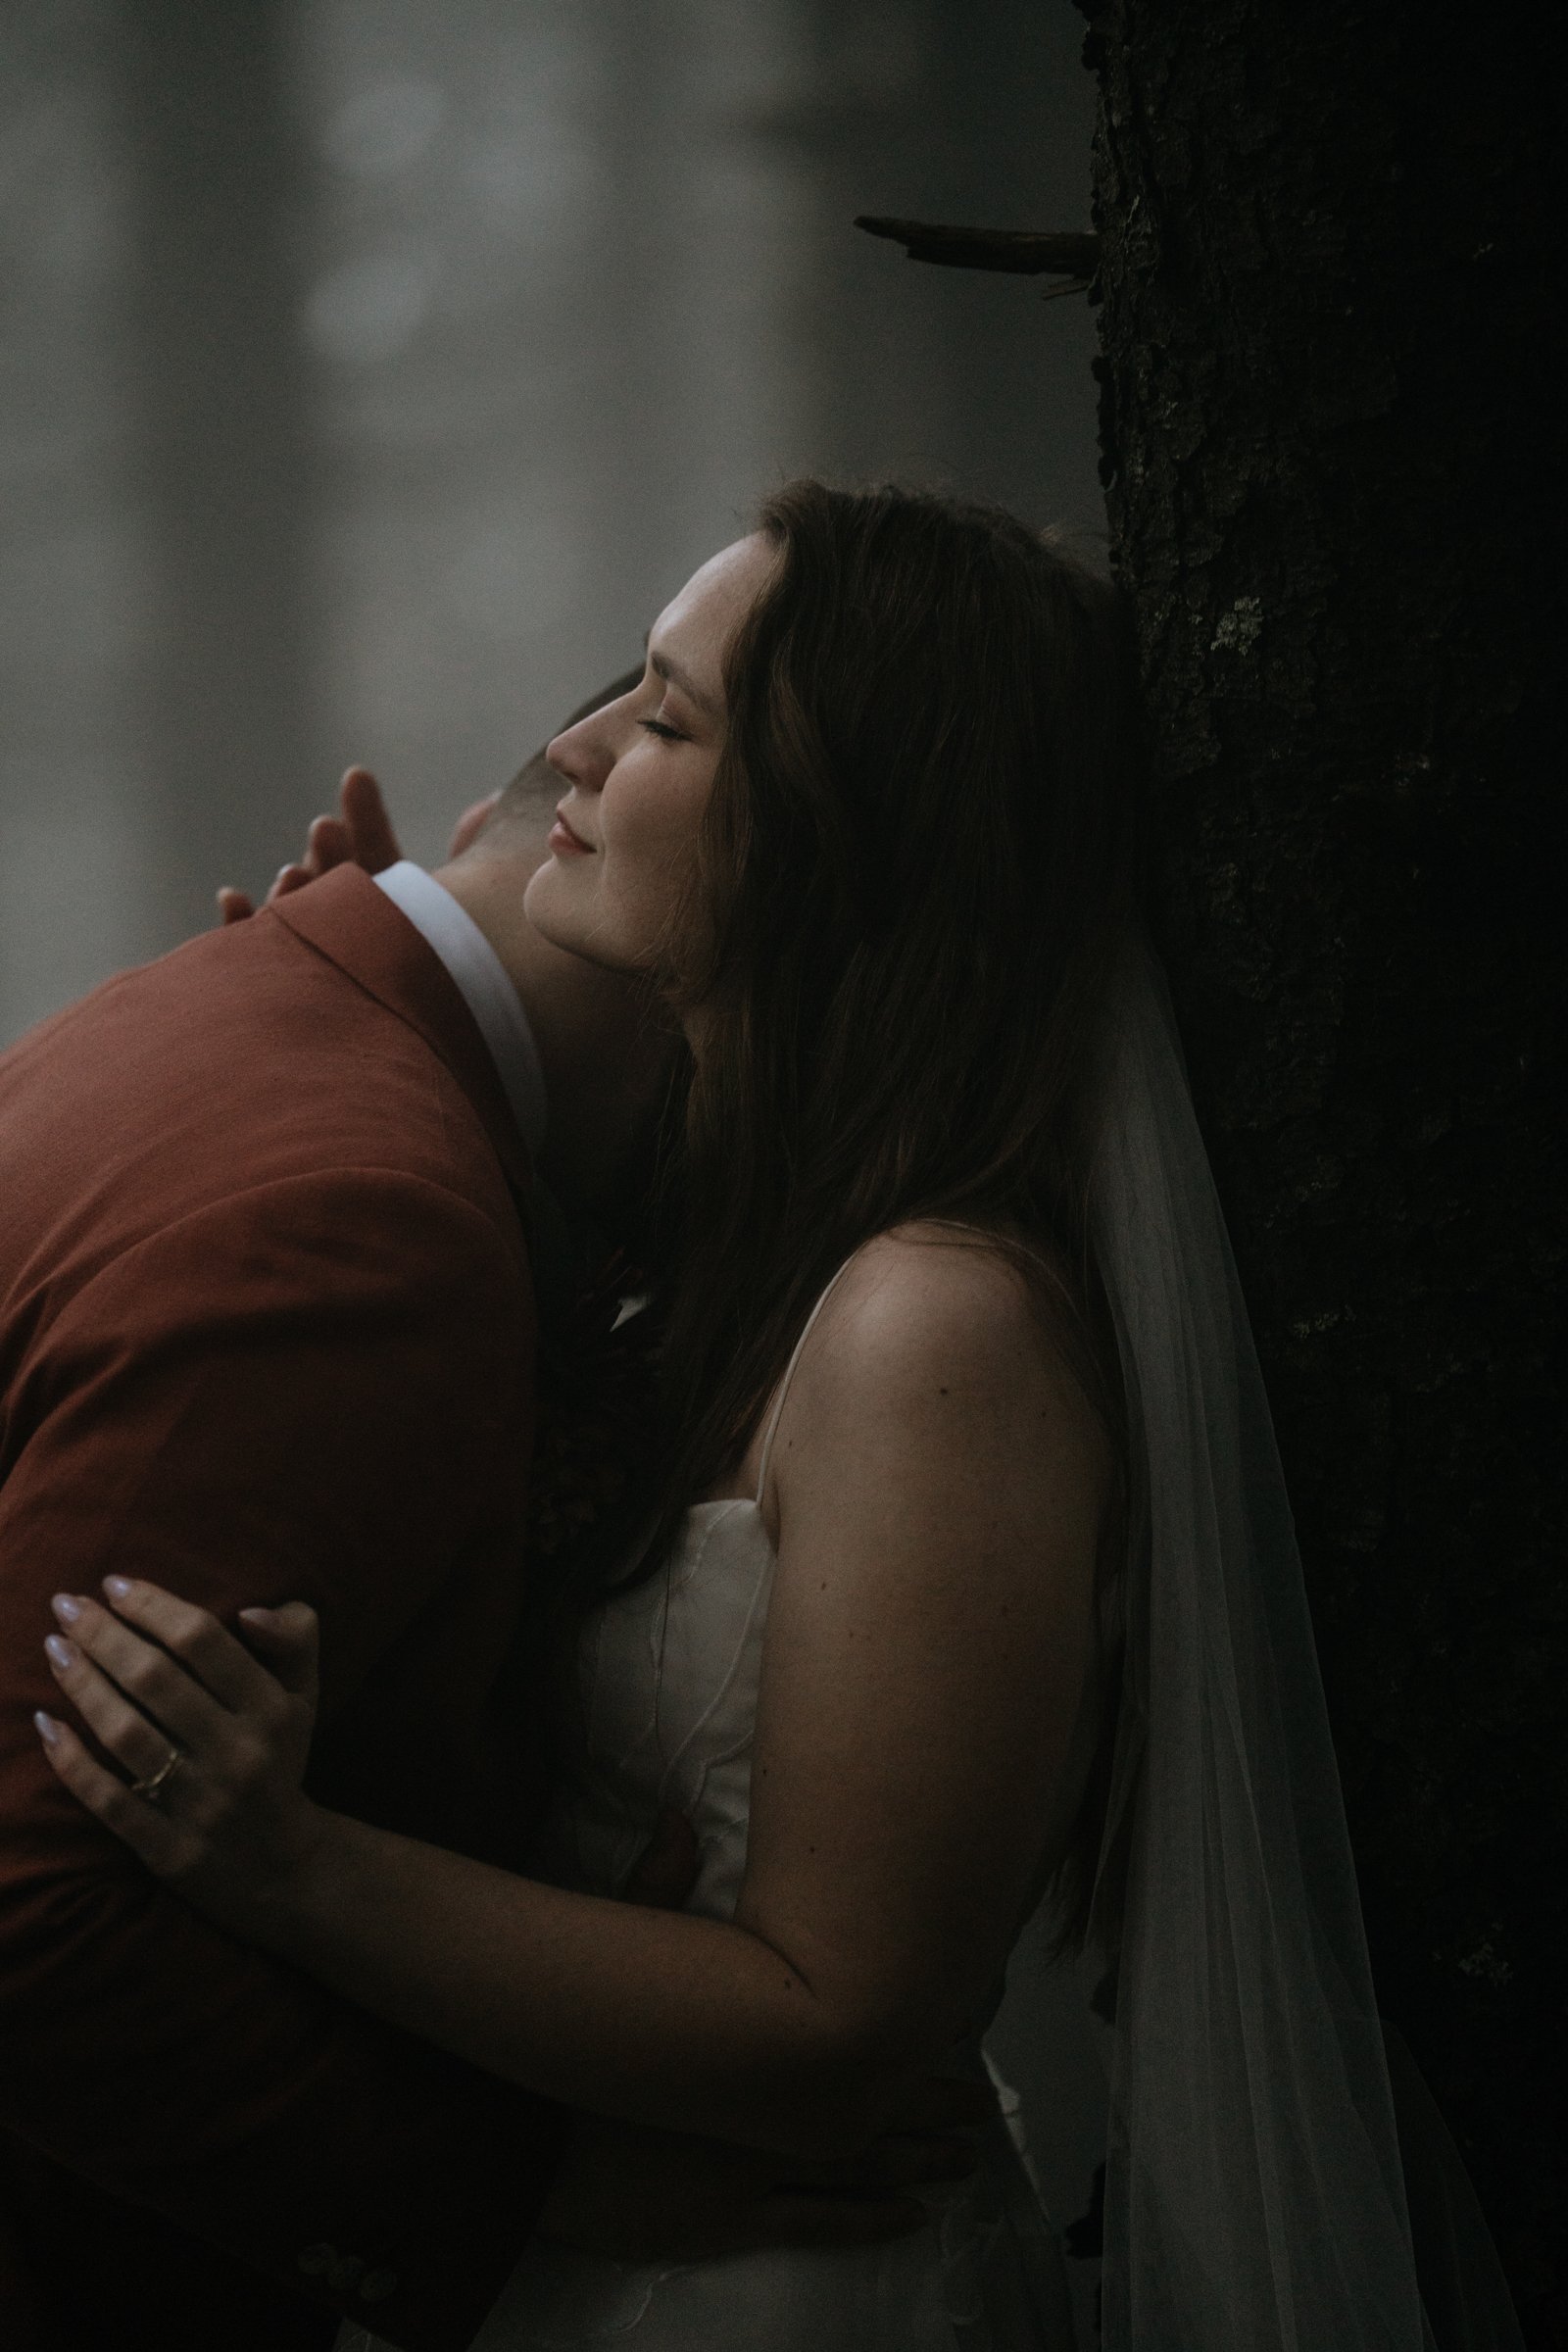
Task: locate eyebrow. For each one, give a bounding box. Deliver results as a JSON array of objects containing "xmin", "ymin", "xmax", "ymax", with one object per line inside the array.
[{"xmin": 643, "ymin": 634, "xmax": 721, "ymax": 718}]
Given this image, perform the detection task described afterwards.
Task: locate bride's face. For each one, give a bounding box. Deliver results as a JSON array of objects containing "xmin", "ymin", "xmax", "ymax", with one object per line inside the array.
[{"xmin": 524, "ymin": 533, "xmax": 776, "ymax": 974}]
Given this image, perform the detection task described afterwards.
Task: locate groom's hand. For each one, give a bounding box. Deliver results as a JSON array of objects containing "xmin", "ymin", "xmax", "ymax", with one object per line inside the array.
[{"xmin": 534, "ymin": 2101, "xmax": 982, "ymax": 2263}]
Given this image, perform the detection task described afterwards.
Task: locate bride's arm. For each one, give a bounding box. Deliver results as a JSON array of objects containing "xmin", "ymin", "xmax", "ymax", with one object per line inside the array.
[
  {"xmin": 38, "ymin": 1234, "xmax": 1104, "ymax": 2160},
  {"xmin": 733, "ymin": 1234, "xmax": 1106, "ymax": 2067}
]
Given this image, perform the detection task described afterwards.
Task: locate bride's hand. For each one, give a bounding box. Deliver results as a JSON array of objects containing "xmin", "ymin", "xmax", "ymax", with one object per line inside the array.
[
  {"xmin": 36, "ymin": 1580, "xmax": 326, "ymax": 1930},
  {"xmin": 218, "ymin": 765, "xmax": 405, "ymax": 924}
]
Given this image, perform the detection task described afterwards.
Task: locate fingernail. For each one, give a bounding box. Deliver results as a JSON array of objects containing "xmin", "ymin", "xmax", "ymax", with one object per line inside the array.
[
  {"xmin": 104, "ymin": 1575, "xmax": 133, "ymax": 1601},
  {"xmin": 51, "ymin": 1592, "xmax": 82, "ymax": 1626},
  {"xmin": 239, "ymin": 1605, "xmax": 282, "ymax": 1628},
  {"xmin": 44, "ymin": 1634, "xmax": 76, "ymax": 1672},
  {"xmin": 33, "ymin": 1710, "xmax": 62, "ymax": 1746}
]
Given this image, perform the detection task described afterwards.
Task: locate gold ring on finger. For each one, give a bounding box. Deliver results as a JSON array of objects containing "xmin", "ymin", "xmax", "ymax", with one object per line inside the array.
[{"xmin": 130, "ymin": 1744, "xmax": 183, "ymax": 1805}]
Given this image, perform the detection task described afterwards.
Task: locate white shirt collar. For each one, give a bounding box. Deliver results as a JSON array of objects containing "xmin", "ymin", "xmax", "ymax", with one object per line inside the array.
[{"xmin": 372, "ymin": 861, "xmax": 547, "ymax": 1159}]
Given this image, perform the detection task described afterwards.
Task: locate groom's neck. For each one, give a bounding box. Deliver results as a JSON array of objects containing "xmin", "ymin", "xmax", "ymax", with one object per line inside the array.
[{"xmin": 434, "ymin": 848, "xmax": 676, "ymax": 1224}]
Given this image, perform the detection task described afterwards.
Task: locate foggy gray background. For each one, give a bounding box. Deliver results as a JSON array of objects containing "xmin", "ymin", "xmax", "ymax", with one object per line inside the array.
[
  {"xmin": 2, "ymin": 0, "xmax": 1101, "ymax": 1044},
  {"xmin": 3, "ymin": 5, "xmax": 1105, "ymax": 2316}
]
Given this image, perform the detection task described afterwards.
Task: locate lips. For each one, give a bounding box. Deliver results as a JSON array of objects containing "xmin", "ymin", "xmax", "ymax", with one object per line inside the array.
[{"xmin": 550, "ymin": 804, "xmax": 594, "ymax": 853}]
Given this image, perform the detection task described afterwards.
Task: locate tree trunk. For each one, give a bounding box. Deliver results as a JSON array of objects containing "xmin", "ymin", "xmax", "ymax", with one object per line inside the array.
[{"xmin": 1078, "ymin": 2, "xmax": 1566, "ymax": 2338}]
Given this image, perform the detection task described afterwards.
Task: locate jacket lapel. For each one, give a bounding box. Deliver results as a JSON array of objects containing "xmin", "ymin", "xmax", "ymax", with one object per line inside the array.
[{"xmin": 271, "ymin": 865, "xmax": 533, "ymax": 1201}]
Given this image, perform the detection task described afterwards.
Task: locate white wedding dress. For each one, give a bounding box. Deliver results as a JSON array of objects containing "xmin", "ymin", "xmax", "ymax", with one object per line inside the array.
[
  {"xmin": 457, "ymin": 1259, "xmax": 1077, "ymax": 2351},
  {"xmin": 342, "ymin": 940, "xmax": 1527, "ymax": 2352}
]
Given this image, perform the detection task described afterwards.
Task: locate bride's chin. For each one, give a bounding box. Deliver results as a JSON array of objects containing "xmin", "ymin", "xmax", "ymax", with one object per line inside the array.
[
  {"xmin": 522, "ymin": 859, "xmax": 581, "ymax": 948},
  {"xmin": 523, "ymin": 865, "xmax": 638, "ymax": 975}
]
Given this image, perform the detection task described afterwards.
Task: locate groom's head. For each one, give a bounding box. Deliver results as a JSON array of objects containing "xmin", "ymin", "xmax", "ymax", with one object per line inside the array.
[
  {"xmin": 451, "ymin": 667, "xmax": 644, "ymax": 872},
  {"xmin": 434, "ymin": 666, "xmax": 675, "ymax": 1217}
]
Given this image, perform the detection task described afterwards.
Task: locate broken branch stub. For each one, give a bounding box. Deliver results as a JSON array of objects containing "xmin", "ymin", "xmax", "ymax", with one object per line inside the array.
[{"xmin": 854, "ymin": 217, "xmax": 1099, "ymax": 280}]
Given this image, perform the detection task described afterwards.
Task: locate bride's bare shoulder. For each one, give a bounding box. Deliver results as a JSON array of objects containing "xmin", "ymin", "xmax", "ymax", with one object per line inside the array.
[
  {"xmin": 828, "ymin": 1219, "xmax": 1074, "ymax": 1353},
  {"xmin": 781, "ymin": 1219, "xmax": 1106, "ymax": 1478},
  {"xmin": 825, "ymin": 1216, "xmax": 1035, "ymax": 1323}
]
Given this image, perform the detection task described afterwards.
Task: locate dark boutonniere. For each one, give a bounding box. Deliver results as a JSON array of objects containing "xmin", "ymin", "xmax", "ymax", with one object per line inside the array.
[{"xmin": 525, "ymin": 1243, "xmax": 666, "ymax": 1592}]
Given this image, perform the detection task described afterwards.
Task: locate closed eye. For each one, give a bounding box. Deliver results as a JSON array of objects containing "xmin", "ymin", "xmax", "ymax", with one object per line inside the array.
[{"xmin": 639, "ymin": 717, "xmax": 686, "ymax": 742}]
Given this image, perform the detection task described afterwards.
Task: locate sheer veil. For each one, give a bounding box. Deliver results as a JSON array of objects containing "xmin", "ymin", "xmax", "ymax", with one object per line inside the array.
[{"xmin": 1055, "ymin": 935, "xmax": 1523, "ymax": 2351}]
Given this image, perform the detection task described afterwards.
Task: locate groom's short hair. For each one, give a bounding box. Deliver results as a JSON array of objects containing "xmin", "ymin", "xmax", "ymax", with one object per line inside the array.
[{"xmin": 495, "ymin": 666, "xmax": 644, "ymax": 822}]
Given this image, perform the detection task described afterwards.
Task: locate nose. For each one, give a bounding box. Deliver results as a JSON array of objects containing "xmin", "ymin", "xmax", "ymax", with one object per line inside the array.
[{"xmin": 547, "ymin": 712, "xmax": 612, "ymax": 795}]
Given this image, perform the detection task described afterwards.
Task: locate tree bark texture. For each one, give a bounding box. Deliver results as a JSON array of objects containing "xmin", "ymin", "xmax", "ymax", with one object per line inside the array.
[{"xmin": 1078, "ymin": 3, "xmax": 1566, "ymax": 2338}]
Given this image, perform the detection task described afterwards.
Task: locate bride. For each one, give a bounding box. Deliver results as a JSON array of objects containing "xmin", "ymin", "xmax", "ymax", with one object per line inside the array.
[{"xmin": 36, "ymin": 482, "xmax": 1439, "ymax": 2348}]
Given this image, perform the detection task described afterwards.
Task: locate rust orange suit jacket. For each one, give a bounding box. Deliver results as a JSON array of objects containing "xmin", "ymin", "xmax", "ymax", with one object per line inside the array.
[{"xmin": 0, "ymin": 866, "xmax": 567, "ymax": 2352}]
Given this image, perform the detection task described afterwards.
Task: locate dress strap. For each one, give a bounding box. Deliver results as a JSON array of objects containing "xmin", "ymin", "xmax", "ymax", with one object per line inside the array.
[
  {"xmin": 754, "ymin": 1251, "xmax": 864, "ymax": 1506},
  {"xmin": 918, "ymin": 1215, "xmax": 1064, "ymax": 1286}
]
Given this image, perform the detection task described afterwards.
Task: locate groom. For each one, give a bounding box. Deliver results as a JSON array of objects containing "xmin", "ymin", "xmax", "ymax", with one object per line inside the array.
[{"xmin": 0, "ymin": 686, "xmax": 952, "ymax": 2352}]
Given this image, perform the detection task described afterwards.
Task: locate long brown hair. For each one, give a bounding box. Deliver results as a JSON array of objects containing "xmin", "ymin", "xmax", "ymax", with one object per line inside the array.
[
  {"xmin": 649, "ymin": 481, "xmax": 1148, "ymax": 1501},
  {"xmin": 594, "ymin": 482, "xmax": 1148, "ymax": 1940}
]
